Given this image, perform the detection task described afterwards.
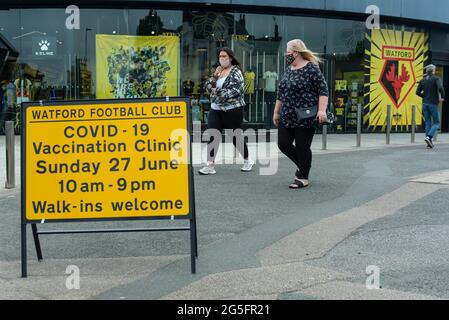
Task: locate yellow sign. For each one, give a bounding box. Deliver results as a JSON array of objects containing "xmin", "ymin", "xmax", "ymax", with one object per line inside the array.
[
  {"xmin": 335, "ymin": 80, "xmax": 347, "ymax": 91},
  {"xmin": 366, "ymin": 29, "xmax": 428, "ymax": 129},
  {"xmin": 232, "ymin": 34, "xmax": 250, "ymax": 41},
  {"xmin": 96, "ymin": 35, "xmax": 179, "ymax": 99},
  {"xmin": 382, "ymin": 47, "xmax": 415, "ymax": 61},
  {"xmin": 23, "ymin": 99, "xmax": 191, "ymax": 222}
]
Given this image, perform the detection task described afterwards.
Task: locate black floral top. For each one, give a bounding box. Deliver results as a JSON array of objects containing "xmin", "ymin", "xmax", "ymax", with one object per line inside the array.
[{"xmin": 277, "ymin": 63, "xmax": 329, "ymax": 128}]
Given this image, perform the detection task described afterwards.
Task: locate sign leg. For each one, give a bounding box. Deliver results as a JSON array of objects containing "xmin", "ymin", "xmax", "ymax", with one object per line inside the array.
[
  {"xmin": 31, "ymin": 224, "xmax": 43, "ymax": 261},
  {"xmin": 193, "ymin": 212, "xmax": 198, "ymax": 258},
  {"xmin": 190, "ymin": 219, "xmax": 196, "ymax": 274},
  {"xmin": 192, "ymin": 181, "xmax": 198, "ymax": 258},
  {"xmin": 21, "ymin": 223, "xmax": 27, "ymax": 278},
  {"xmin": 190, "ymin": 162, "xmax": 198, "ymax": 258}
]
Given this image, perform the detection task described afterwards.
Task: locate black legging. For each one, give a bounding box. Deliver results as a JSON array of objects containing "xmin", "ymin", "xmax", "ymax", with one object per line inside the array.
[
  {"xmin": 277, "ymin": 124, "xmax": 315, "ymax": 180},
  {"xmin": 207, "ymin": 107, "xmax": 249, "ymax": 162}
]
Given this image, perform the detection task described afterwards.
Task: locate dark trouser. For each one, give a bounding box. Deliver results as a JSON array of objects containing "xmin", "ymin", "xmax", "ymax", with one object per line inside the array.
[
  {"xmin": 207, "ymin": 107, "xmax": 249, "ymax": 162},
  {"xmin": 422, "ymin": 103, "xmax": 440, "ymax": 139},
  {"xmin": 277, "ymin": 124, "xmax": 315, "ymax": 180}
]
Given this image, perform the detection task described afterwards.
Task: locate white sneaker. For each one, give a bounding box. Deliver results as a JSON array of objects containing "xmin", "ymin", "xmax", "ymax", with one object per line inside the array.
[
  {"xmin": 424, "ymin": 136, "xmax": 434, "ymax": 148},
  {"xmin": 199, "ymin": 164, "xmax": 216, "ymax": 175},
  {"xmin": 241, "ymin": 159, "xmax": 255, "ymax": 172}
]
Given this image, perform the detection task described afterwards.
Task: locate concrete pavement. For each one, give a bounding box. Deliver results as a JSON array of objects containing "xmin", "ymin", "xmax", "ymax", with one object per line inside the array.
[
  {"xmin": 2, "ymin": 132, "xmax": 449, "ymax": 190},
  {"xmin": 1, "ymin": 133, "xmax": 449, "ymax": 299}
]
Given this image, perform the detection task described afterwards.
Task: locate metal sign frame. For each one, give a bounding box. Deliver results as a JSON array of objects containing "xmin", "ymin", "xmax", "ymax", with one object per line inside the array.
[{"xmin": 20, "ymin": 97, "xmax": 197, "ymax": 277}]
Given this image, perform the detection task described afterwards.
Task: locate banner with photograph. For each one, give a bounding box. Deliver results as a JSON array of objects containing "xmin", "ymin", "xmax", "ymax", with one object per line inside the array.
[{"xmin": 96, "ymin": 35, "xmax": 179, "ymax": 99}]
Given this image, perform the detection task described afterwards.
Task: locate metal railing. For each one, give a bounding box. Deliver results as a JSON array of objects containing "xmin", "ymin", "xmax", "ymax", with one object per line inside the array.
[{"xmin": 353, "ymin": 104, "xmax": 420, "ymax": 148}]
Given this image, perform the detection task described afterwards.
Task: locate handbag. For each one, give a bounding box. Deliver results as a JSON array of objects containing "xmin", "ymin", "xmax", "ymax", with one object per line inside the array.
[
  {"xmin": 295, "ymin": 105, "xmax": 335, "ymax": 125},
  {"xmin": 295, "ymin": 105, "xmax": 318, "ymax": 122}
]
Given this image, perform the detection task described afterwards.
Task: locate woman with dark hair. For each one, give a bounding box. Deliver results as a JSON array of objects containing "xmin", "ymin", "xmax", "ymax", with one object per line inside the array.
[{"xmin": 199, "ymin": 47, "xmax": 254, "ymax": 175}]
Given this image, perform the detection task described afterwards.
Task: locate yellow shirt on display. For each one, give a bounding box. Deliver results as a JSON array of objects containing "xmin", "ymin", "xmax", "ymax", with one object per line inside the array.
[{"xmin": 244, "ymin": 71, "xmax": 255, "ymax": 94}]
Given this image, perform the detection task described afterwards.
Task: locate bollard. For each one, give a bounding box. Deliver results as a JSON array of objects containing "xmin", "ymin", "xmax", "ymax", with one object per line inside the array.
[
  {"xmin": 411, "ymin": 105, "xmax": 416, "ymax": 143},
  {"xmin": 322, "ymin": 124, "xmax": 327, "ymax": 150},
  {"xmin": 5, "ymin": 121, "xmax": 15, "ymax": 189},
  {"xmin": 386, "ymin": 105, "xmax": 391, "ymax": 145},
  {"xmin": 356, "ymin": 104, "xmax": 362, "ymax": 147}
]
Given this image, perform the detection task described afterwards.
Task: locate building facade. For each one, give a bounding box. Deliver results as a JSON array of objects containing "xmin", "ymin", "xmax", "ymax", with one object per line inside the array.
[{"xmin": 1, "ymin": 0, "xmax": 448, "ymax": 133}]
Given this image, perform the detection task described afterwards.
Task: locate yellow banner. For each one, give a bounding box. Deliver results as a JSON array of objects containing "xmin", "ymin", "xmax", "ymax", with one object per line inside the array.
[
  {"xmin": 24, "ymin": 99, "xmax": 190, "ymax": 221},
  {"xmin": 96, "ymin": 35, "xmax": 179, "ymax": 99},
  {"xmin": 367, "ymin": 29, "xmax": 428, "ymax": 127}
]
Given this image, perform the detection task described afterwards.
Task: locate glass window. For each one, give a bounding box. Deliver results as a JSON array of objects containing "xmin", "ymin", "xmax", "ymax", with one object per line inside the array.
[
  {"xmin": 232, "ymin": 13, "xmax": 283, "ymax": 125},
  {"xmin": 92, "ymin": 9, "xmax": 182, "ymax": 99},
  {"xmin": 17, "ymin": 9, "xmax": 77, "ymax": 102},
  {"xmin": 325, "ymin": 19, "xmax": 365, "ymax": 133},
  {"xmin": 0, "ymin": 6, "xmax": 442, "ymax": 133},
  {"xmin": 181, "ymin": 10, "xmax": 235, "ymax": 123},
  {"xmin": 0, "ymin": 8, "xmax": 20, "ymax": 129},
  {"xmin": 280, "ymin": 15, "xmax": 326, "ymax": 55},
  {"xmin": 80, "ymin": 9, "xmax": 128, "ymax": 100}
]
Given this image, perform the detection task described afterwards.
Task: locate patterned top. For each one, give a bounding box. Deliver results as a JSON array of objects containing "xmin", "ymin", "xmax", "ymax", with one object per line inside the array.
[
  {"xmin": 277, "ymin": 63, "xmax": 329, "ymax": 128},
  {"xmin": 205, "ymin": 66, "xmax": 246, "ymax": 110}
]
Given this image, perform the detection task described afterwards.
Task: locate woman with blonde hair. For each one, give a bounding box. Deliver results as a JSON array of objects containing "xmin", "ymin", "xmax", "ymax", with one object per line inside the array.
[{"xmin": 273, "ymin": 39, "xmax": 329, "ymax": 189}]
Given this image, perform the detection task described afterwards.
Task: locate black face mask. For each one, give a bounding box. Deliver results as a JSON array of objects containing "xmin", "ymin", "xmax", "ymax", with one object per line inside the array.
[{"xmin": 285, "ymin": 54, "xmax": 295, "ymax": 65}]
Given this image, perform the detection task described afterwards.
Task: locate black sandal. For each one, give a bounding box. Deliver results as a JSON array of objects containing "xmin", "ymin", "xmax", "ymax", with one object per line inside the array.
[{"xmin": 289, "ymin": 179, "xmax": 309, "ymax": 189}]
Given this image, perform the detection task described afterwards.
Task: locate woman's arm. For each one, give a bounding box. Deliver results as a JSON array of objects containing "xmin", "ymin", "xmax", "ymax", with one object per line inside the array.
[
  {"xmin": 318, "ymin": 96, "xmax": 328, "ymax": 112},
  {"xmin": 205, "ymin": 66, "xmax": 223, "ymax": 95},
  {"xmin": 273, "ymin": 99, "xmax": 282, "ymax": 127},
  {"xmin": 317, "ymin": 96, "xmax": 329, "ymax": 123},
  {"xmin": 273, "ymin": 72, "xmax": 286, "ymax": 127},
  {"xmin": 205, "ymin": 77, "xmax": 216, "ymax": 95},
  {"xmin": 314, "ymin": 64, "xmax": 329, "ymax": 123}
]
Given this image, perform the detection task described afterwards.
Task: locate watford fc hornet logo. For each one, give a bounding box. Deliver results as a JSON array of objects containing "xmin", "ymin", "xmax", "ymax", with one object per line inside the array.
[
  {"xmin": 379, "ymin": 46, "xmax": 416, "ymax": 109},
  {"xmin": 366, "ymin": 29, "xmax": 428, "ymax": 128},
  {"xmin": 386, "ymin": 64, "xmax": 409, "ymax": 100}
]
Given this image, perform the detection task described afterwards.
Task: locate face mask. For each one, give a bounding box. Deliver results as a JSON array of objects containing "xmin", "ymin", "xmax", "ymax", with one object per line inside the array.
[
  {"xmin": 285, "ymin": 54, "xmax": 295, "ymax": 65},
  {"xmin": 220, "ymin": 58, "xmax": 230, "ymax": 68}
]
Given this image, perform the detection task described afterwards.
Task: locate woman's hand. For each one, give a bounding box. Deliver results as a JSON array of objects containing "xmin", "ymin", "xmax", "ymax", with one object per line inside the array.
[
  {"xmin": 213, "ymin": 66, "xmax": 223, "ymax": 79},
  {"xmin": 273, "ymin": 112, "xmax": 280, "ymax": 127},
  {"xmin": 317, "ymin": 110, "xmax": 327, "ymax": 124}
]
